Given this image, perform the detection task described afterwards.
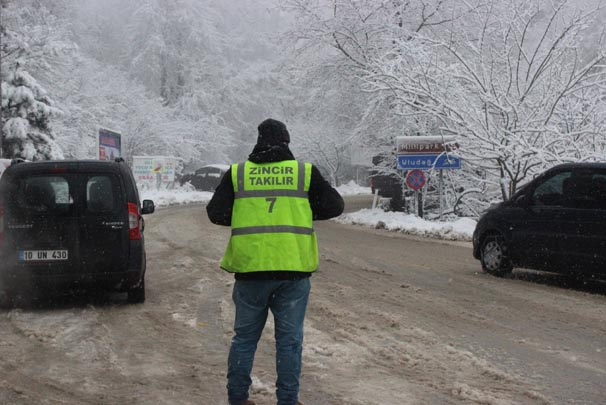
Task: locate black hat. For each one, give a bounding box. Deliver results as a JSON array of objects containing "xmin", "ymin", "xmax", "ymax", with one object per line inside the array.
[{"xmin": 257, "ymin": 118, "xmax": 290, "ymax": 146}]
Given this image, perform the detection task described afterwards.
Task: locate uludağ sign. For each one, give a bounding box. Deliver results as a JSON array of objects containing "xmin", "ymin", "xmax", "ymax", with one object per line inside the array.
[{"xmin": 396, "ymin": 136, "xmax": 461, "ymax": 170}]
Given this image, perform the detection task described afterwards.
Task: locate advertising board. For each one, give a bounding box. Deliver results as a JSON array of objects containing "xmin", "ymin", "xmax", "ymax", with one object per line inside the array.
[
  {"xmin": 98, "ymin": 128, "xmax": 122, "ymax": 161},
  {"xmin": 132, "ymin": 156, "xmax": 176, "ymax": 189}
]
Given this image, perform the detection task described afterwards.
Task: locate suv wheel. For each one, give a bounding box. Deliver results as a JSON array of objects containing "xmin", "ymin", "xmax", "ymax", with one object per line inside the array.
[
  {"xmin": 481, "ymin": 235, "xmax": 513, "ymax": 277},
  {"xmin": 127, "ymin": 278, "xmax": 145, "ymax": 304}
]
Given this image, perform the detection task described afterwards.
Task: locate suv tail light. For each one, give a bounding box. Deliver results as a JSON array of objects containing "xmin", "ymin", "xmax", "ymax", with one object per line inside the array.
[{"xmin": 128, "ymin": 202, "xmax": 141, "ymax": 240}]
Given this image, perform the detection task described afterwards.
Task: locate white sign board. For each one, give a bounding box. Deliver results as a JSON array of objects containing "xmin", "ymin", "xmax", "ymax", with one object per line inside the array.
[
  {"xmin": 0, "ymin": 159, "xmax": 11, "ymax": 178},
  {"xmin": 132, "ymin": 156, "xmax": 177, "ymax": 189},
  {"xmin": 396, "ymin": 136, "xmax": 461, "ymax": 170}
]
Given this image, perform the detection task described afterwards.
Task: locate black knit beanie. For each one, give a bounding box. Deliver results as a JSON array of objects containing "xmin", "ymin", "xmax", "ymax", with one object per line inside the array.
[{"xmin": 257, "ymin": 118, "xmax": 290, "ymax": 146}]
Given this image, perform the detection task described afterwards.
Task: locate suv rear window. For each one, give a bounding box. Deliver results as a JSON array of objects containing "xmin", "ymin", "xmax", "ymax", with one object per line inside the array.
[{"xmin": 8, "ymin": 175, "xmax": 73, "ymax": 216}]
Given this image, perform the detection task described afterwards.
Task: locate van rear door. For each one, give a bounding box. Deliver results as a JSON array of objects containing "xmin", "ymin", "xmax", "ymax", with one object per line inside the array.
[
  {"xmin": 79, "ymin": 174, "xmax": 130, "ymax": 275},
  {"xmin": 5, "ymin": 174, "xmax": 79, "ymax": 274}
]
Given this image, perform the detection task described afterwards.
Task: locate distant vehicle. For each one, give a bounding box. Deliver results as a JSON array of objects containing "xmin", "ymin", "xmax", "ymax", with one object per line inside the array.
[
  {"xmin": 473, "ymin": 163, "xmax": 606, "ymax": 279},
  {"xmin": 369, "ymin": 154, "xmax": 405, "ymax": 211},
  {"xmin": 179, "ymin": 164, "xmax": 229, "ymax": 191},
  {"xmin": 0, "ymin": 159, "xmax": 155, "ymax": 305}
]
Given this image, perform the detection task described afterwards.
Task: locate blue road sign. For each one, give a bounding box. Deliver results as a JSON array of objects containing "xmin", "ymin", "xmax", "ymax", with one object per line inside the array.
[{"xmin": 397, "ymin": 154, "xmax": 461, "ymax": 170}]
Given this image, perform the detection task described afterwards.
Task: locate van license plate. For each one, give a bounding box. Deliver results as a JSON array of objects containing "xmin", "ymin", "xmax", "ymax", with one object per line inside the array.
[{"xmin": 19, "ymin": 250, "xmax": 69, "ymax": 262}]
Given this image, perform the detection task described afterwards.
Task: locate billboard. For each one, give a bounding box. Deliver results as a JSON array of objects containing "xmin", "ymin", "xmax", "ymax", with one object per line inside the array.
[
  {"xmin": 98, "ymin": 128, "xmax": 122, "ymax": 161},
  {"xmin": 132, "ymin": 156, "xmax": 177, "ymax": 189}
]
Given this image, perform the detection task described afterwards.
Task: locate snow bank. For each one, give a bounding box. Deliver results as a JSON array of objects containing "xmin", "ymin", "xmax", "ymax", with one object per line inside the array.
[
  {"xmin": 335, "ymin": 180, "xmax": 371, "ymax": 196},
  {"xmin": 140, "ymin": 188, "xmax": 213, "ymax": 208},
  {"xmin": 336, "ymin": 209, "xmax": 476, "ymax": 241},
  {"xmin": 140, "ymin": 182, "xmax": 477, "ymax": 242}
]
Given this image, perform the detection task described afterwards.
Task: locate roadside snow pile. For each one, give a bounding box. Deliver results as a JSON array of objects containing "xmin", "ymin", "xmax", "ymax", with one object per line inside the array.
[
  {"xmin": 336, "ymin": 209, "xmax": 476, "ymax": 241},
  {"xmin": 336, "ymin": 180, "xmax": 371, "ymax": 196},
  {"xmin": 140, "ymin": 188, "xmax": 213, "ymax": 207}
]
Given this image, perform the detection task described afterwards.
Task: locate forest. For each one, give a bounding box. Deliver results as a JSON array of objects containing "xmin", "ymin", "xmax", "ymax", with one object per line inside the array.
[{"xmin": 1, "ymin": 0, "xmax": 605, "ymax": 216}]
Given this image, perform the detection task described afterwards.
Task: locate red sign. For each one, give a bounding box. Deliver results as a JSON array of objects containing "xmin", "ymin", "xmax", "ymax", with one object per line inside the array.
[{"xmin": 406, "ymin": 170, "xmax": 426, "ymax": 190}]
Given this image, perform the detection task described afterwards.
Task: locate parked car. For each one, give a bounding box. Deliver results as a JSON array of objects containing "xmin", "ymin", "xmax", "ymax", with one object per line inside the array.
[
  {"xmin": 473, "ymin": 163, "xmax": 606, "ymax": 279},
  {"xmin": 369, "ymin": 154, "xmax": 406, "ymax": 211},
  {"xmin": 0, "ymin": 158, "xmax": 155, "ymax": 305},
  {"xmin": 179, "ymin": 164, "xmax": 229, "ymax": 191}
]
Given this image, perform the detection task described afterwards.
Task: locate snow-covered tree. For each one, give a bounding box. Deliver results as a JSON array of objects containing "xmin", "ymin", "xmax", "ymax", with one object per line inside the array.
[
  {"xmin": 282, "ymin": 0, "xmax": 606, "ymax": 215},
  {"xmin": 1, "ymin": 67, "xmax": 63, "ymax": 160},
  {"xmin": 0, "ymin": 0, "xmax": 66, "ymax": 160},
  {"xmin": 363, "ymin": 0, "xmax": 606, "ymax": 203}
]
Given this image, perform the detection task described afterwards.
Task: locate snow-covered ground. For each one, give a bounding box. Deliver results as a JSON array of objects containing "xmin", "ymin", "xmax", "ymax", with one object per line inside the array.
[
  {"xmin": 336, "ymin": 181, "xmax": 477, "ymax": 241},
  {"xmin": 141, "ymin": 180, "xmax": 476, "ymax": 241},
  {"xmin": 140, "ymin": 179, "xmax": 371, "ymax": 208},
  {"xmin": 335, "ymin": 209, "xmax": 476, "ymax": 241},
  {"xmin": 140, "ymin": 187, "xmax": 213, "ymax": 207},
  {"xmin": 335, "ymin": 180, "xmax": 371, "ymax": 196}
]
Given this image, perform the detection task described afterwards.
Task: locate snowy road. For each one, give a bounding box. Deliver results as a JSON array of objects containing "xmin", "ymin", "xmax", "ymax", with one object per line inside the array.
[{"xmin": 1, "ymin": 200, "xmax": 605, "ymax": 404}]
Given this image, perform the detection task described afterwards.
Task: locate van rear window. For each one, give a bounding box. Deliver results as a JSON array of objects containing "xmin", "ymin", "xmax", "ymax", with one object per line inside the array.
[
  {"xmin": 9, "ymin": 176, "xmax": 72, "ymax": 215},
  {"xmin": 86, "ymin": 176, "xmax": 116, "ymax": 213}
]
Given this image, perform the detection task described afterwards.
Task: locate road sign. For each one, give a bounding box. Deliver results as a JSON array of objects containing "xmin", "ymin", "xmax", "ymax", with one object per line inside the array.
[
  {"xmin": 397, "ymin": 154, "xmax": 461, "ymax": 170},
  {"xmin": 396, "ymin": 136, "xmax": 458, "ymax": 154},
  {"xmin": 406, "ymin": 169, "xmax": 426, "ymax": 190}
]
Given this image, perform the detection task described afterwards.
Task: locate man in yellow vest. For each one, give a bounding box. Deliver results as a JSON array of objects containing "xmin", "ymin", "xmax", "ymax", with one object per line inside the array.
[{"xmin": 207, "ymin": 118, "xmax": 344, "ymax": 405}]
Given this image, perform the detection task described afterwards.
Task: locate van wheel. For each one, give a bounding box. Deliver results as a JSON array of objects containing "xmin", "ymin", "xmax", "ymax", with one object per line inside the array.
[
  {"xmin": 127, "ymin": 278, "xmax": 145, "ymax": 304},
  {"xmin": 481, "ymin": 235, "xmax": 513, "ymax": 277}
]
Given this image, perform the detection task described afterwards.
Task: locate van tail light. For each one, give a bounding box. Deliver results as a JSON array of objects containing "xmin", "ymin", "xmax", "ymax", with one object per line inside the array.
[{"xmin": 128, "ymin": 202, "xmax": 141, "ymax": 240}]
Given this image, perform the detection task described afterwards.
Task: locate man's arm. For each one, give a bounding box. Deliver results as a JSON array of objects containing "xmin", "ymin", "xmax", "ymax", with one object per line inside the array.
[
  {"xmin": 308, "ymin": 165, "xmax": 344, "ymax": 220},
  {"xmin": 206, "ymin": 168, "xmax": 234, "ymax": 226}
]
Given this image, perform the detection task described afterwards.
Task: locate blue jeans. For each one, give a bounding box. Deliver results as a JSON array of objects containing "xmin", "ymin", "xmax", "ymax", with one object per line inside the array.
[{"xmin": 227, "ymin": 278, "xmax": 311, "ymax": 405}]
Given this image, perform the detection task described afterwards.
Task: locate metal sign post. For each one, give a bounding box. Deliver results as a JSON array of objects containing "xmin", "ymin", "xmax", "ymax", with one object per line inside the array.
[
  {"xmin": 439, "ymin": 169, "xmax": 443, "ymax": 219},
  {"xmin": 406, "ymin": 169, "xmax": 426, "ymax": 218}
]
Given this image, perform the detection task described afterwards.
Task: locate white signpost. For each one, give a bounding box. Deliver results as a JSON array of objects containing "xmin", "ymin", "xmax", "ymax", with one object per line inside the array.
[{"xmin": 132, "ymin": 156, "xmax": 177, "ymax": 190}]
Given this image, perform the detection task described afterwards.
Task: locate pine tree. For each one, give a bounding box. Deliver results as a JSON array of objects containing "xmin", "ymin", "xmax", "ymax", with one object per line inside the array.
[
  {"xmin": 0, "ymin": 0, "xmax": 64, "ymax": 160},
  {"xmin": 1, "ymin": 65, "xmax": 63, "ymax": 160}
]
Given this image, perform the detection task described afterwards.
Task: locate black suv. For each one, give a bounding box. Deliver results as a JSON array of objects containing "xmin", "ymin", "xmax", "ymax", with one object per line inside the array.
[
  {"xmin": 369, "ymin": 155, "xmax": 406, "ymax": 211},
  {"xmin": 0, "ymin": 159, "xmax": 155, "ymax": 304},
  {"xmin": 473, "ymin": 163, "xmax": 606, "ymax": 279},
  {"xmin": 179, "ymin": 164, "xmax": 228, "ymax": 191}
]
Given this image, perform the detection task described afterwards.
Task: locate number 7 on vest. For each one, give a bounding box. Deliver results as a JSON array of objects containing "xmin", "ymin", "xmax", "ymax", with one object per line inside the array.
[{"xmin": 265, "ymin": 197, "xmax": 277, "ymax": 213}]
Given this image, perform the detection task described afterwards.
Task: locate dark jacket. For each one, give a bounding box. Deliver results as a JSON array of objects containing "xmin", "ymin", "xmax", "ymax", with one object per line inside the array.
[{"xmin": 207, "ymin": 144, "xmax": 344, "ymax": 280}]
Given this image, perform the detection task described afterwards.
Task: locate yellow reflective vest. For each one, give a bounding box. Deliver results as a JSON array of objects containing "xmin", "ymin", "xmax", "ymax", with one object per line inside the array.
[{"xmin": 220, "ymin": 160, "xmax": 318, "ymax": 273}]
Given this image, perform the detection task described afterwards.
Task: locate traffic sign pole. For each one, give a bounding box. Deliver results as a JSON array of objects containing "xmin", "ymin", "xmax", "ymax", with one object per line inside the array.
[{"xmin": 439, "ymin": 169, "xmax": 443, "ymax": 219}]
